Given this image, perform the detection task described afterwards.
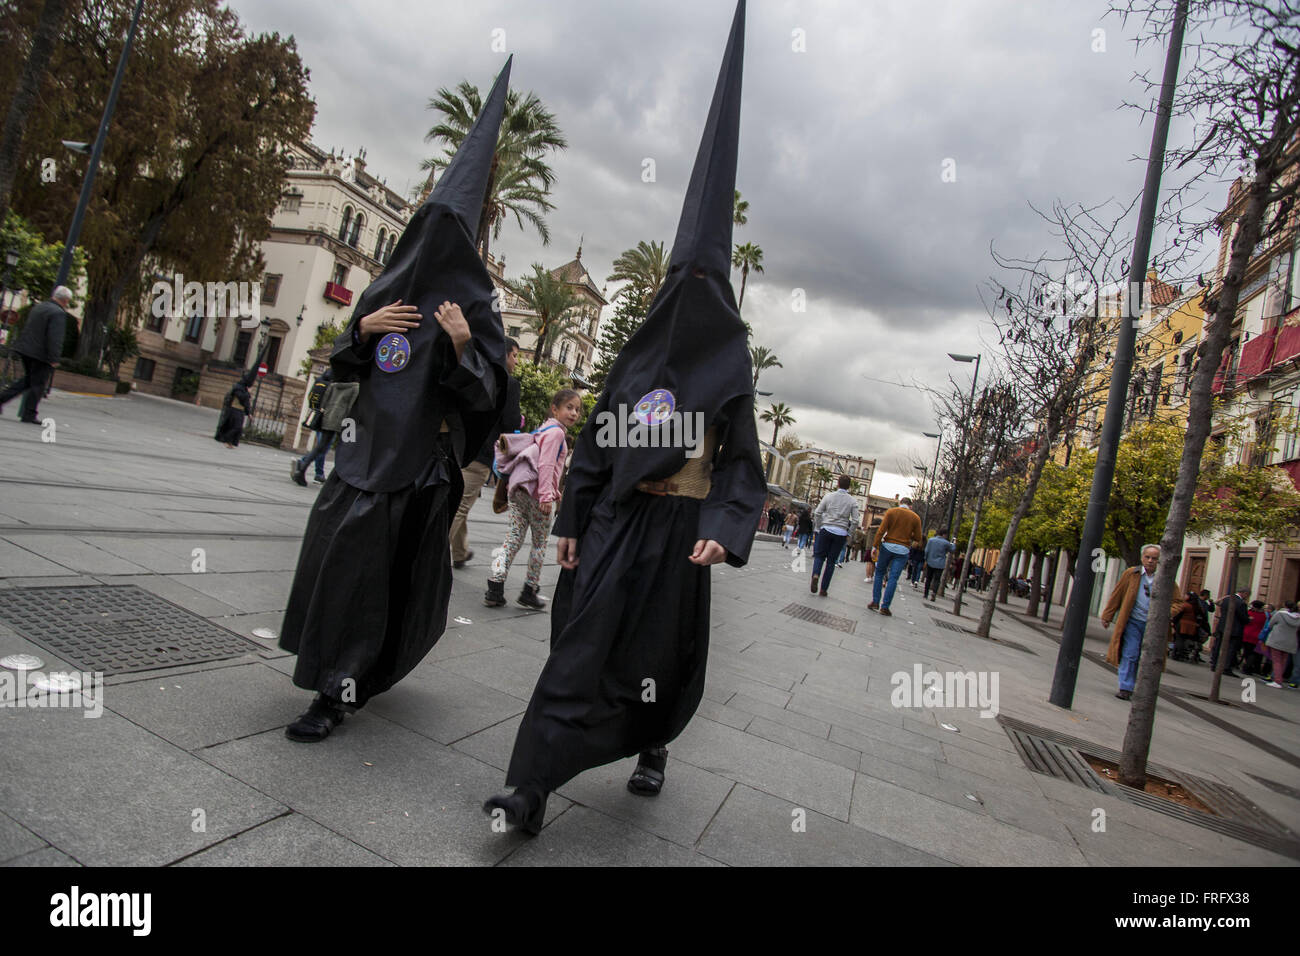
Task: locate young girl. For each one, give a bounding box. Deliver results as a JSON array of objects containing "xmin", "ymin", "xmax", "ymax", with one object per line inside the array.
[{"xmin": 485, "ymin": 388, "xmax": 583, "ymax": 609}]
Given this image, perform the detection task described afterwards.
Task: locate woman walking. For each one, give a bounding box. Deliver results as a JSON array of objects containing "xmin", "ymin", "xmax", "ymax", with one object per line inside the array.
[
  {"xmin": 484, "ymin": 388, "xmax": 582, "ymax": 610},
  {"xmin": 1264, "ymin": 601, "xmax": 1299, "ymax": 688}
]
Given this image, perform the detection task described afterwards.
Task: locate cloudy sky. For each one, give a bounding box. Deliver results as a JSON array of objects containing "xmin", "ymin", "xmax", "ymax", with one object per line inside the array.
[{"xmin": 233, "ymin": 0, "xmax": 1226, "ymax": 498}]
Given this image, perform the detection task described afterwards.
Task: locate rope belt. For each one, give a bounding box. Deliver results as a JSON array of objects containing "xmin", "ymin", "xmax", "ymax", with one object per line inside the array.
[{"xmin": 635, "ymin": 428, "xmax": 717, "ymax": 500}]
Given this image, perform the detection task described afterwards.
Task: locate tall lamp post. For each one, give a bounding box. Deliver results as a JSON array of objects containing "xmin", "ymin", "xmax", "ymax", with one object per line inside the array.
[
  {"xmin": 942, "ymin": 353, "xmax": 981, "ymax": 536},
  {"xmin": 250, "ymin": 317, "xmax": 271, "ymax": 419},
  {"xmin": 921, "ymin": 430, "xmax": 942, "ymax": 531}
]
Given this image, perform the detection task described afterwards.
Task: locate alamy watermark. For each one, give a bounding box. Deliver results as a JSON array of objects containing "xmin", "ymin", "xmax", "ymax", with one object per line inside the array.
[
  {"xmin": 890, "ymin": 664, "xmax": 999, "ymax": 718},
  {"xmin": 592, "ymin": 405, "xmax": 707, "ymax": 456},
  {"xmin": 151, "ymin": 273, "xmax": 261, "ymax": 329},
  {"xmin": 0, "ymin": 669, "xmax": 103, "ymax": 717}
]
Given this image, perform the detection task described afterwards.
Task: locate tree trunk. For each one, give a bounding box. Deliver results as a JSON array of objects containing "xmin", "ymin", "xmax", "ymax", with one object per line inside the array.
[
  {"xmin": 0, "ymin": 0, "xmax": 70, "ymax": 233},
  {"xmin": 737, "ymin": 265, "xmax": 748, "ymax": 310},
  {"xmin": 1208, "ymin": 542, "xmax": 1243, "ymax": 704},
  {"xmin": 951, "ymin": 481, "xmax": 990, "ymax": 617},
  {"xmin": 1027, "ymin": 548, "xmax": 1045, "ymax": 616},
  {"xmin": 1118, "ymin": 160, "xmax": 1271, "ymax": 786},
  {"xmin": 977, "ymin": 425, "xmax": 1058, "ymax": 639}
]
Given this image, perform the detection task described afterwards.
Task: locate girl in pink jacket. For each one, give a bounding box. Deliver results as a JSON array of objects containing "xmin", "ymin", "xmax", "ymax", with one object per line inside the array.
[{"xmin": 485, "ymin": 388, "xmax": 583, "ymax": 609}]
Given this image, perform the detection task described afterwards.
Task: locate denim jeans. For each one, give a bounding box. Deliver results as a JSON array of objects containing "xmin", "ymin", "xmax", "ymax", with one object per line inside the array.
[
  {"xmin": 298, "ymin": 429, "xmax": 335, "ymax": 478},
  {"xmin": 1118, "ymin": 617, "xmax": 1144, "ymax": 692},
  {"xmin": 872, "ymin": 547, "xmax": 908, "ymax": 609},
  {"xmin": 811, "ymin": 529, "xmax": 847, "ymax": 590}
]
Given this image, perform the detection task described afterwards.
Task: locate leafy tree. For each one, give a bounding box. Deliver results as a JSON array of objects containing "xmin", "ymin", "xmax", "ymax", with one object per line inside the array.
[
  {"xmin": 515, "ymin": 361, "xmax": 572, "ymax": 431},
  {"xmin": 0, "ymin": 210, "xmax": 83, "ymax": 302},
  {"xmin": 749, "ymin": 343, "xmax": 781, "ymax": 389},
  {"xmin": 296, "ymin": 320, "xmax": 344, "ymax": 377},
  {"xmin": 8, "ymin": 0, "xmax": 316, "ymax": 362},
  {"xmin": 759, "ymin": 401, "xmax": 795, "ymax": 448},
  {"xmin": 1105, "ymin": 420, "xmax": 1185, "ymax": 566},
  {"xmin": 591, "ymin": 279, "xmax": 649, "ymax": 392},
  {"xmin": 607, "ymin": 240, "xmax": 668, "ymax": 302},
  {"xmin": 103, "ymin": 323, "xmax": 138, "ymax": 379},
  {"xmin": 731, "ymin": 241, "xmax": 764, "ymax": 310},
  {"xmin": 419, "ymin": 82, "xmax": 566, "ymax": 262},
  {"xmin": 733, "ymin": 189, "xmax": 748, "ymax": 227},
  {"xmin": 508, "ymin": 263, "xmax": 585, "ymax": 366}
]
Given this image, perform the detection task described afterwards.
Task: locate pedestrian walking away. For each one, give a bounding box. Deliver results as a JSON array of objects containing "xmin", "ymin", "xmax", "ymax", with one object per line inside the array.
[
  {"xmin": 0, "ymin": 286, "xmax": 71, "ymax": 424},
  {"xmin": 484, "ymin": 388, "xmax": 579, "ymax": 610},
  {"xmin": 923, "ymin": 527, "xmax": 955, "ymax": 601},
  {"xmin": 483, "ymin": 4, "xmax": 765, "ymax": 835},
  {"xmin": 291, "ymin": 368, "xmax": 339, "ymax": 484},
  {"xmin": 1263, "ymin": 601, "xmax": 1300, "ymax": 688},
  {"xmin": 1101, "ymin": 544, "xmax": 1186, "ymax": 701},
  {"xmin": 215, "ymin": 369, "xmax": 255, "ymax": 447},
  {"xmin": 810, "ymin": 475, "xmax": 858, "ymax": 596},
  {"xmin": 450, "ymin": 337, "xmax": 522, "ymax": 567},
  {"xmin": 796, "ymin": 507, "xmax": 813, "ymax": 551},
  {"xmin": 868, "ymin": 498, "xmax": 921, "ymax": 615},
  {"xmin": 277, "ymin": 60, "xmax": 511, "ymax": 743},
  {"xmin": 1210, "ymin": 587, "xmax": 1251, "ymax": 677}
]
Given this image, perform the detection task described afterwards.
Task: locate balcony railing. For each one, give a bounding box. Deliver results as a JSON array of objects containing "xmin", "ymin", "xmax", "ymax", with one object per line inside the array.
[{"xmin": 324, "ymin": 281, "xmax": 353, "ymax": 306}]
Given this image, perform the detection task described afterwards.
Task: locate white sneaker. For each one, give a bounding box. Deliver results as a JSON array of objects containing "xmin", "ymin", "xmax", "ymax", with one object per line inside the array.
[{"xmin": 1267, "ymin": 681, "xmax": 1283, "ymax": 688}]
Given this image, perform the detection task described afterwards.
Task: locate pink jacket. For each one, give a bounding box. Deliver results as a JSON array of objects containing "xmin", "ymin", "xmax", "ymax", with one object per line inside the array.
[{"xmin": 534, "ymin": 418, "xmax": 567, "ymax": 503}]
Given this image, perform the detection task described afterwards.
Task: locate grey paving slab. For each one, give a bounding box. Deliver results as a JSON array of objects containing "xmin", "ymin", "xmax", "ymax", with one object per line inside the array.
[
  {"xmin": 2, "ymin": 535, "xmax": 149, "ymax": 575},
  {"xmin": 105, "ymin": 661, "xmax": 303, "ymax": 751},
  {"xmin": 437, "ymin": 646, "xmax": 545, "ymax": 701},
  {"xmin": 744, "ymin": 715, "xmax": 861, "ymax": 772},
  {"xmin": 363, "ymin": 668, "xmax": 527, "ymax": 745},
  {"xmin": 0, "ymin": 810, "xmax": 47, "ymax": 862},
  {"xmin": 556, "ymin": 754, "xmax": 735, "ymax": 847},
  {"xmin": 0, "ymin": 539, "xmax": 71, "ymax": 577},
  {"xmin": 0, "ymin": 707, "xmax": 285, "ymax": 866},
  {"xmin": 726, "ymin": 693, "xmax": 832, "ymax": 738},
  {"xmin": 201, "ymin": 713, "xmax": 570, "ymax": 865},
  {"xmin": 694, "ymin": 697, "xmax": 753, "ymax": 730},
  {"xmin": 174, "ymin": 813, "xmax": 394, "ymax": 867},
  {"xmin": 500, "ymin": 805, "xmax": 722, "ymax": 867},
  {"xmin": 702, "ymin": 668, "xmax": 792, "ymax": 707},
  {"xmin": 698, "ymin": 782, "xmax": 951, "ymax": 867},
  {"xmin": 164, "ymin": 570, "xmax": 294, "ymax": 615},
  {"xmin": 1, "ymin": 846, "xmax": 81, "ymax": 866},
  {"xmin": 848, "ymin": 774, "xmax": 1088, "ymax": 866},
  {"xmin": 671, "ymin": 715, "xmax": 855, "ymax": 820},
  {"xmin": 828, "ymin": 723, "xmax": 946, "ymax": 770}
]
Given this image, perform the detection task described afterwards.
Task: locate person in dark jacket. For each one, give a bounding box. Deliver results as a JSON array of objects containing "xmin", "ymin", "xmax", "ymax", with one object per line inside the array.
[
  {"xmin": 291, "ymin": 368, "xmax": 337, "ymax": 484},
  {"xmin": 215, "ymin": 370, "xmax": 255, "ymax": 447},
  {"xmin": 449, "ymin": 338, "xmax": 521, "ymax": 568},
  {"xmin": 0, "ymin": 287, "xmax": 71, "ymax": 423},
  {"xmin": 1210, "ymin": 588, "xmax": 1251, "ymax": 677}
]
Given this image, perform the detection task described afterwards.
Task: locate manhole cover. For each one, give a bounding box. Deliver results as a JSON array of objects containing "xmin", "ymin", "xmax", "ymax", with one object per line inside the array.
[
  {"xmin": 0, "ymin": 585, "xmax": 262, "ymax": 676},
  {"xmin": 998, "ymin": 714, "xmax": 1300, "ymax": 858},
  {"xmin": 779, "ymin": 603, "xmax": 856, "ymax": 634}
]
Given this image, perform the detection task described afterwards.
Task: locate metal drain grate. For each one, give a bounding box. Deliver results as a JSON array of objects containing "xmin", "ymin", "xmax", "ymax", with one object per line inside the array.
[
  {"xmin": 0, "ymin": 585, "xmax": 262, "ymax": 675},
  {"xmin": 932, "ymin": 619, "xmax": 965, "ymax": 633},
  {"xmin": 923, "ymin": 602, "xmax": 941, "ymax": 611},
  {"xmin": 998, "ymin": 715, "xmax": 1300, "ymax": 858},
  {"xmin": 779, "ymin": 603, "xmax": 856, "ymax": 634}
]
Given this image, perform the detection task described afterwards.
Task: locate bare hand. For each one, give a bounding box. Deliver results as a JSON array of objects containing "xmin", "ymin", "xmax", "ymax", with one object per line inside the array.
[
  {"xmin": 435, "ymin": 300, "xmax": 471, "ymax": 360},
  {"xmin": 359, "ymin": 300, "xmax": 421, "ymax": 341},
  {"xmin": 538, "ymin": 499, "xmax": 553, "ymax": 516},
  {"xmin": 689, "ymin": 539, "xmax": 727, "ymax": 565},
  {"xmin": 1102, "ymin": 620, "xmax": 1110, "ymax": 629},
  {"xmin": 556, "ymin": 537, "xmax": 579, "ymax": 569}
]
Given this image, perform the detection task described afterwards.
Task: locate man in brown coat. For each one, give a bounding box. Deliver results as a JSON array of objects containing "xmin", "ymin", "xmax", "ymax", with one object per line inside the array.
[
  {"xmin": 867, "ymin": 498, "xmax": 922, "ymax": 616},
  {"xmin": 1101, "ymin": 544, "xmax": 1186, "ymax": 701}
]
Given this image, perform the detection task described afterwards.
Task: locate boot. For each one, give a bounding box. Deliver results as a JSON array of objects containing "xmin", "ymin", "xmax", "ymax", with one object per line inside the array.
[
  {"xmin": 627, "ymin": 747, "xmax": 668, "ymax": 796},
  {"xmin": 285, "ymin": 694, "xmax": 347, "ymax": 742},
  {"xmin": 484, "ymin": 579, "xmax": 506, "ymax": 607},
  {"xmin": 517, "ymin": 583, "xmax": 545, "ymax": 610},
  {"xmin": 483, "ymin": 787, "xmax": 548, "ymax": 835},
  {"xmin": 289, "ymin": 461, "xmax": 307, "ymax": 486}
]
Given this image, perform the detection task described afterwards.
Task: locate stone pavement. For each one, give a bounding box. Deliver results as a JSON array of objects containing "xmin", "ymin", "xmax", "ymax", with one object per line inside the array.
[{"xmin": 0, "ymin": 388, "xmax": 1297, "ymax": 866}]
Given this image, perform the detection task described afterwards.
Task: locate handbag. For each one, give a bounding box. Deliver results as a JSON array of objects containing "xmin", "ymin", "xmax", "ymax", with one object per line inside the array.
[
  {"xmin": 319, "ymin": 382, "xmax": 359, "ymax": 432},
  {"xmin": 492, "ymin": 477, "xmax": 510, "ymax": 514}
]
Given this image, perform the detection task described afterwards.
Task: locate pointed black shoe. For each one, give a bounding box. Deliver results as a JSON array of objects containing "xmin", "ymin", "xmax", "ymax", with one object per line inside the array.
[
  {"xmin": 627, "ymin": 747, "xmax": 668, "ymax": 796},
  {"xmin": 483, "ymin": 787, "xmax": 547, "ymax": 835},
  {"xmin": 285, "ymin": 694, "xmax": 347, "ymax": 742}
]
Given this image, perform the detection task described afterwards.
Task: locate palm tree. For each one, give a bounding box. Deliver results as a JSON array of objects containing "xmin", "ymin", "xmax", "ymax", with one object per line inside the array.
[
  {"xmin": 759, "ymin": 402, "xmax": 796, "ymax": 479},
  {"xmin": 508, "ymin": 263, "xmax": 586, "ymax": 366},
  {"xmin": 750, "ymin": 344, "xmax": 782, "ymax": 389},
  {"xmin": 733, "ymin": 189, "xmax": 749, "ymax": 227},
  {"xmin": 811, "ymin": 465, "xmax": 834, "ymax": 500},
  {"xmin": 731, "ymin": 242, "xmax": 764, "ymax": 310},
  {"xmin": 607, "ymin": 240, "xmax": 669, "ymax": 303},
  {"xmin": 420, "ymin": 83, "xmax": 567, "ymax": 262}
]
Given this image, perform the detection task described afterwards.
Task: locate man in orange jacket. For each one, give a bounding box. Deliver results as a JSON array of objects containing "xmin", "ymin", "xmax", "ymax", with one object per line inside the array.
[
  {"xmin": 1101, "ymin": 544, "xmax": 1187, "ymax": 701},
  {"xmin": 868, "ymin": 498, "xmax": 922, "ymax": 617}
]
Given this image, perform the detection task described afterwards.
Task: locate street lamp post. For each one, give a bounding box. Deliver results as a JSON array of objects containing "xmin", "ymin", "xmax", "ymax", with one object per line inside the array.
[{"xmin": 921, "ymin": 430, "xmax": 942, "ymax": 532}]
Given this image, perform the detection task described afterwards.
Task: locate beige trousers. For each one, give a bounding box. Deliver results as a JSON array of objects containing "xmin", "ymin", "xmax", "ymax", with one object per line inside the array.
[{"xmin": 450, "ymin": 460, "xmax": 491, "ymax": 562}]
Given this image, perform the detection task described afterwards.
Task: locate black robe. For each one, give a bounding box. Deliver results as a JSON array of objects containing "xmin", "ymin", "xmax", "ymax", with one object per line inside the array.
[
  {"xmin": 504, "ymin": 392, "xmax": 765, "ymax": 792},
  {"xmin": 214, "ymin": 383, "xmax": 251, "ymax": 445}
]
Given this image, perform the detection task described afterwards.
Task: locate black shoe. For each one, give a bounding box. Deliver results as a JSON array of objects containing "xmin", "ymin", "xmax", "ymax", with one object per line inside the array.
[
  {"xmin": 453, "ymin": 549, "xmax": 474, "ymax": 570},
  {"xmin": 1115, "ymin": 689, "xmax": 1132, "ymax": 701},
  {"xmin": 285, "ymin": 694, "xmax": 347, "ymax": 742},
  {"xmin": 1223, "ymin": 670, "xmax": 1239, "ymax": 678},
  {"xmin": 517, "ymin": 583, "xmax": 545, "ymax": 610},
  {"xmin": 483, "ymin": 787, "xmax": 547, "ymax": 835},
  {"xmin": 290, "ymin": 461, "xmax": 307, "ymax": 486},
  {"xmin": 20, "ymin": 416, "xmax": 39, "ymax": 424},
  {"xmin": 627, "ymin": 747, "xmax": 668, "ymax": 796},
  {"xmin": 810, "ymin": 575, "xmax": 819, "ymax": 594},
  {"xmin": 313, "ymin": 473, "xmax": 325, "ymax": 483},
  {"xmin": 818, "ymin": 590, "xmax": 828, "ymax": 597},
  {"xmin": 484, "ymin": 579, "xmax": 506, "ymax": 607}
]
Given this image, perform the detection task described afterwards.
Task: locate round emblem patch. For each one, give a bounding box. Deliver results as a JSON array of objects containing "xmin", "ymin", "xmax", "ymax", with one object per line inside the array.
[
  {"xmin": 633, "ymin": 388, "xmax": 676, "ymax": 426},
  {"xmin": 375, "ymin": 332, "xmax": 410, "ymax": 373}
]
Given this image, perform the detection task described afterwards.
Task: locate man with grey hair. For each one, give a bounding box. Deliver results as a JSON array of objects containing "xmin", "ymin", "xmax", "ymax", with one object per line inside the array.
[
  {"xmin": 1101, "ymin": 544, "xmax": 1187, "ymax": 701},
  {"xmin": 0, "ymin": 286, "xmax": 71, "ymax": 423}
]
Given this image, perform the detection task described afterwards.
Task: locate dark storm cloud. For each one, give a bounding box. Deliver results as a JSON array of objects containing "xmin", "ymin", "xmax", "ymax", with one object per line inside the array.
[{"xmin": 228, "ymin": 0, "xmax": 1208, "ymax": 494}]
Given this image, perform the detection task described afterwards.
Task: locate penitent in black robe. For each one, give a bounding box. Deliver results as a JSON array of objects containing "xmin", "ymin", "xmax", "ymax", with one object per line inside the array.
[
  {"xmin": 214, "ymin": 381, "xmax": 252, "ymax": 445},
  {"xmin": 504, "ymin": 392, "xmax": 765, "ymax": 792}
]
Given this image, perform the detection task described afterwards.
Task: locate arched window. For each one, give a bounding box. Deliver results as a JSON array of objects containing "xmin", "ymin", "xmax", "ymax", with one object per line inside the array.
[
  {"xmin": 384, "ymin": 234, "xmax": 396, "ymax": 263},
  {"xmin": 558, "ymin": 340, "xmax": 571, "ymax": 365},
  {"xmin": 375, "ymin": 228, "xmax": 387, "ymax": 260},
  {"xmin": 338, "ymin": 205, "xmax": 353, "ymax": 241},
  {"xmin": 349, "ymin": 213, "xmax": 364, "ymax": 249}
]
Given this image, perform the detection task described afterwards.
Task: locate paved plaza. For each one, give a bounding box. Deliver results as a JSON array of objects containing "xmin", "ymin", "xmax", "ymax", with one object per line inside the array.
[{"xmin": 0, "ymin": 389, "xmax": 1297, "ymax": 866}]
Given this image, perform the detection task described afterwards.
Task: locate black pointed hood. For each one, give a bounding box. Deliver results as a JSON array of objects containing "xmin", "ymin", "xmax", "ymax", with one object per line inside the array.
[
  {"xmin": 330, "ymin": 59, "xmax": 511, "ymax": 492},
  {"xmin": 592, "ymin": 0, "xmax": 753, "ymax": 502}
]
